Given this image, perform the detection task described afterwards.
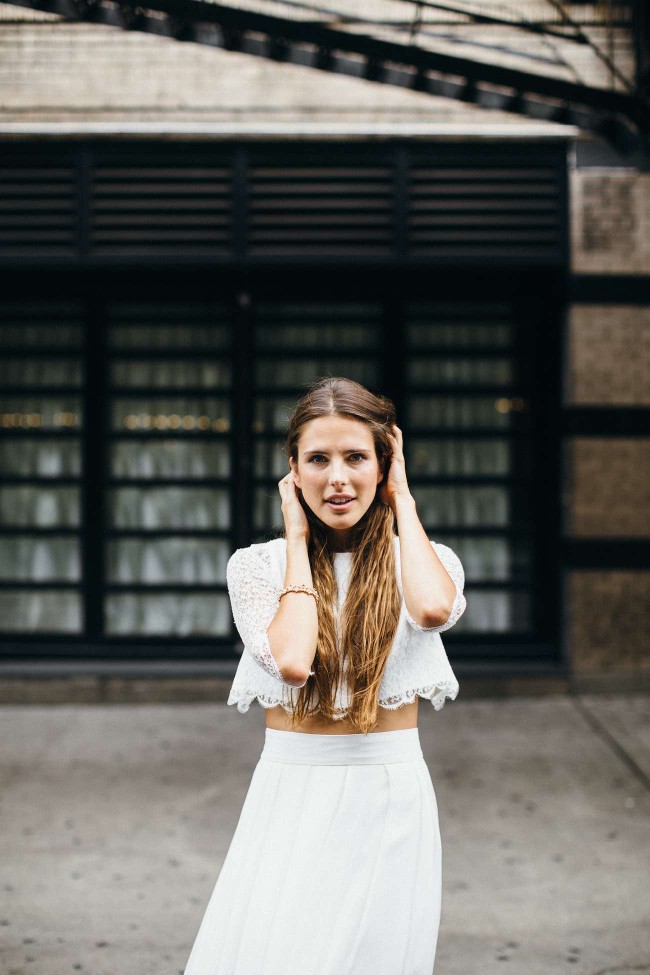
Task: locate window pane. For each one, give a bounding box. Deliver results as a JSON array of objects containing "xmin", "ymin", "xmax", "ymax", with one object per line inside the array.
[
  {"xmin": 433, "ymin": 535, "xmax": 529, "ymax": 583},
  {"xmin": 406, "ymin": 302, "xmax": 513, "ymax": 350},
  {"xmin": 253, "ymin": 486, "xmax": 283, "ymax": 534},
  {"xmin": 409, "ymin": 396, "xmax": 515, "ymax": 430},
  {"xmin": 407, "ymin": 439, "xmax": 513, "ymax": 476},
  {"xmin": 105, "ymin": 592, "xmax": 230, "ymax": 636},
  {"xmin": 256, "ymin": 302, "xmax": 380, "ymax": 351},
  {"xmin": 254, "ymin": 440, "xmax": 290, "ymax": 479},
  {"xmin": 110, "ymin": 324, "xmax": 230, "ymax": 351},
  {"xmin": 0, "ymin": 536, "xmax": 80, "ymax": 581},
  {"xmin": 255, "ymin": 359, "xmax": 378, "ymax": 388},
  {"xmin": 0, "ymin": 439, "xmax": 81, "ymax": 477},
  {"xmin": 407, "ymin": 358, "xmax": 512, "ymax": 386},
  {"xmin": 107, "ymin": 538, "xmax": 229, "ymax": 584},
  {"xmin": 108, "ymin": 488, "xmax": 230, "ymax": 530},
  {"xmin": 111, "ymin": 398, "xmax": 230, "ymax": 433},
  {"xmin": 411, "ymin": 486, "xmax": 510, "ymax": 527},
  {"xmin": 0, "ymin": 360, "xmax": 83, "ymax": 386},
  {"xmin": 455, "ymin": 589, "xmax": 530, "ymax": 633},
  {"xmin": 111, "ymin": 440, "xmax": 230, "ymax": 479},
  {"xmin": 0, "ymin": 486, "xmax": 80, "ymax": 527},
  {"xmin": 0, "ymin": 398, "xmax": 82, "ymax": 430},
  {"xmin": 0, "ymin": 590, "xmax": 81, "ymax": 633},
  {"xmin": 111, "ymin": 360, "xmax": 231, "ymax": 389}
]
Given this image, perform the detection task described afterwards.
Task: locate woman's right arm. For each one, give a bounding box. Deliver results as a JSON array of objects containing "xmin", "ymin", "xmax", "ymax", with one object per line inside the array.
[
  {"xmin": 266, "ymin": 470, "xmax": 318, "ymax": 685},
  {"xmin": 225, "ymin": 472, "xmax": 318, "ymax": 688},
  {"xmin": 266, "ymin": 531, "xmax": 318, "ymax": 686}
]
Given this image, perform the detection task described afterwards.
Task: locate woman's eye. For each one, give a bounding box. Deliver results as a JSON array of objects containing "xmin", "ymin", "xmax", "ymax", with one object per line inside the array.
[{"xmin": 307, "ymin": 453, "xmax": 365, "ymax": 463}]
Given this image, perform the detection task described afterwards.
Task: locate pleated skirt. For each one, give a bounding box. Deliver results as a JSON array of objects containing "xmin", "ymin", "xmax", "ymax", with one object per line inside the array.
[{"xmin": 182, "ymin": 726, "xmax": 442, "ymax": 975}]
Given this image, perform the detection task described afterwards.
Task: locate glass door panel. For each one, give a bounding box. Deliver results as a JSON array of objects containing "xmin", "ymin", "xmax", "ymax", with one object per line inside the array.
[
  {"xmin": 105, "ymin": 302, "xmax": 233, "ymax": 637},
  {"xmin": 0, "ymin": 303, "xmax": 83, "ymax": 634},
  {"xmin": 405, "ymin": 301, "xmax": 534, "ymax": 637}
]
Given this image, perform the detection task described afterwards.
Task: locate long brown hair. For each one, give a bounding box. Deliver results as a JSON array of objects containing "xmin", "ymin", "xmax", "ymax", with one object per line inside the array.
[{"xmin": 281, "ymin": 376, "xmax": 402, "ymax": 735}]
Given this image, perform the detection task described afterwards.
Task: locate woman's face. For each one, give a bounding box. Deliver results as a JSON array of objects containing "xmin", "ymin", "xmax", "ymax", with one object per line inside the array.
[{"xmin": 290, "ymin": 415, "xmax": 384, "ymax": 545}]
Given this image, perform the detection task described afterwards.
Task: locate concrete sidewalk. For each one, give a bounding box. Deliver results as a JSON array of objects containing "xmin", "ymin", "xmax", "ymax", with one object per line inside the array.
[{"xmin": 1, "ymin": 693, "xmax": 648, "ymax": 975}]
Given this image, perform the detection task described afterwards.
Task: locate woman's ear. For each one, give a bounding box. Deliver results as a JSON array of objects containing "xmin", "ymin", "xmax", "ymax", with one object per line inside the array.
[{"xmin": 289, "ymin": 455, "xmax": 300, "ymax": 488}]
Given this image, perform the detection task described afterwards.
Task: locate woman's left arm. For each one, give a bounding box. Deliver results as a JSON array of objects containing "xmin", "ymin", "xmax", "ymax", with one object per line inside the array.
[{"xmin": 381, "ymin": 424, "xmax": 465, "ymax": 630}]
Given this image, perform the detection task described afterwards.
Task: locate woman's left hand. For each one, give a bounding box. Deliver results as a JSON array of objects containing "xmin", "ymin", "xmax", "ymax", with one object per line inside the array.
[{"xmin": 378, "ymin": 424, "xmax": 413, "ymax": 512}]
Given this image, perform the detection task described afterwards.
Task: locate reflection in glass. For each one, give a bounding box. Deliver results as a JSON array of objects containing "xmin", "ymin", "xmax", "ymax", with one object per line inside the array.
[
  {"xmin": 111, "ymin": 440, "xmax": 230, "ymax": 479},
  {"xmin": 254, "ymin": 440, "xmax": 290, "ymax": 479},
  {"xmin": 105, "ymin": 592, "xmax": 230, "ymax": 636},
  {"xmin": 411, "ymin": 486, "xmax": 509, "ymax": 526},
  {"xmin": 0, "ymin": 486, "xmax": 80, "ymax": 527},
  {"xmin": 0, "ymin": 536, "xmax": 80, "ymax": 581},
  {"xmin": 408, "ymin": 439, "xmax": 511, "ymax": 476},
  {"xmin": 409, "ymin": 396, "xmax": 513, "ymax": 430},
  {"xmin": 107, "ymin": 538, "xmax": 229, "ymax": 584},
  {"xmin": 0, "ymin": 360, "xmax": 83, "ymax": 386},
  {"xmin": 0, "ymin": 590, "xmax": 81, "ymax": 632},
  {"xmin": 456, "ymin": 590, "xmax": 530, "ymax": 632},
  {"xmin": 112, "ymin": 360, "xmax": 231, "ymax": 389},
  {"xmin": 253, "ymin": 397, "xmax": 297, "ymax": 434},
  {"xmin": 407, "ymin": 358, "xmax": 512, "ymax": 386},
  {"xmin": 0, "ymin": 398, "xmax": 82, "ymax": 429},
  {"xmin": 407, "ymin": 321, "xmax": 512, "ymax": 349},
  {"xmin": 0, "ymin": 440, "xmax": 81, "ymax": 477},
  {"xmin": 255, "ymin": 359, "xmax": 377, "ymax": 388},
  {"xmin": 111, "ymin": 398, "xmax": 230, "ymax": 432},
  {"xmin": 110, "ymin": 323, "xmax": 230, "ymax": 350},
  {"xmin": 256, "ymin": 303, "xmax": 381, "ymax": 352},
  {"xmin": 109, "ymin": 487, "xmax": 229, "ymax": 529},
  {"xmin": 254, "ymin": 487, "xmax": 284, "ymax": 535},
  {"xmin": 0, "ymin": 314, "xmax": 82, "ymax": 349},
  {"xmin": 257, "ymin": 323, "xmax": 376, "ymax": 351},
  {"xmin": 431, "ymin": 535, "xmax": 519, "ymax": 583}
]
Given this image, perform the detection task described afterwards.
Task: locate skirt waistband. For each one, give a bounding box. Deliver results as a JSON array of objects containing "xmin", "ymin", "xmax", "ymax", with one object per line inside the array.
[{"xmin": 259, "ymin": 727, "xmax": 423, "ymax": 765}]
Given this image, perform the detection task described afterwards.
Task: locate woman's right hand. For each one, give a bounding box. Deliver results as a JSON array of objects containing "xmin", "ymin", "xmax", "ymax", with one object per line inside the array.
[{"xmin": 278, "ymin": 471, "xmax": 310, "ymax": 541}]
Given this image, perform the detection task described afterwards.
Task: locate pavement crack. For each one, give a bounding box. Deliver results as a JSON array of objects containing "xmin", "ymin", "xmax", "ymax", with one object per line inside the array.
[{"xmin": 570, "ymin": 693, "xmax": 650, "ymax": 794}]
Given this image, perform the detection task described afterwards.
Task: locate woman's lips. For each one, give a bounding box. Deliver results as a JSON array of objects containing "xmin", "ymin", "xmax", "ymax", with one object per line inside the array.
[{"xmin": 325, "ymin": 498, "xmax": 355, "ymax": 511}]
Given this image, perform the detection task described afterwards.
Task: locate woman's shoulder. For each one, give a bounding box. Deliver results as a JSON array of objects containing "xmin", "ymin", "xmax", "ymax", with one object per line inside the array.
[{"xmin": 226, "ymin": 536, "xmax": 285, "ymax": 575}]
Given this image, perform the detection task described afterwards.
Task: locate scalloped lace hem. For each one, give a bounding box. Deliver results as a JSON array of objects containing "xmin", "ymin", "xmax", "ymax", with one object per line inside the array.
[{"xmin": 227, "ymin": 681, "xmax": 459, "ymax": 715}]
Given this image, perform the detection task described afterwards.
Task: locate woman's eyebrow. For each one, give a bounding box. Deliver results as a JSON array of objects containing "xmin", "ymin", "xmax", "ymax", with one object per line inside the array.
[{"xmin": 304, "ymin": 448, "xmax": 370, "ymax": 455}]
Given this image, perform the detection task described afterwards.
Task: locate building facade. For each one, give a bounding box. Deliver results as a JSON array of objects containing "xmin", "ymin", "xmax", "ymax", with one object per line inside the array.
[{"xmin": 0, "ymin": 1, "xmax": 648, "ymax": 692}]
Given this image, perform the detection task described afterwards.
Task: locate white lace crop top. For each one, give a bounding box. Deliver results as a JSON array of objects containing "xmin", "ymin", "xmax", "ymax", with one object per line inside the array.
[{"xmin": 226, "ymin": 535, "xmax": 465, "ymax": 718}]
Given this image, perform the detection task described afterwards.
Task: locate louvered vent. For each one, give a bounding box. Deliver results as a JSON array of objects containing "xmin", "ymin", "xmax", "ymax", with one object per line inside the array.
[
  {"xmin": 0, "ymin": 153, "xmax": 77, "ymax": 258},
  {"xmin": 0, "ymin": 142, "xmax": 567, "ymax": 265},
  {"xmin": 408, "ymin": 150, "xmax": 563, "ymax": 261},
  {"xmin": 248, "ymin": 160, "xmax": 393, "ymax": 257},
  {"xmin": 90, "ymin": 152, "xmax": 232, "ymax": 258}
]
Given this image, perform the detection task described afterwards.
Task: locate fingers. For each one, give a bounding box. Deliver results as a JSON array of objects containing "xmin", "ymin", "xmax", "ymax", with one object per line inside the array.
[{"xmin": 387, "ymin": 424, "xmax": 404, "ymax": 451}]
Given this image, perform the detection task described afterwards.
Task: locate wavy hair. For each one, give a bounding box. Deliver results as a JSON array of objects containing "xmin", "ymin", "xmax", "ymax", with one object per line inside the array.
[{"xmin": 280, "ymin": 376, "xmax": 402, "ymax": 735}]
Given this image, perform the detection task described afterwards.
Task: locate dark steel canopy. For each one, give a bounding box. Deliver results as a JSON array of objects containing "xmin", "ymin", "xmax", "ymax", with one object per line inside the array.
[{"xmin": 2, "ymin": 0, "xmax": 649, "ymax": 152}]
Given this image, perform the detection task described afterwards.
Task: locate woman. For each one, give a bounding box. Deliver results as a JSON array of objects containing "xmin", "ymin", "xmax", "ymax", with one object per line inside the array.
[{"xmin": 183, "ymin": 377, "xmax": 466, "ymax": 975}]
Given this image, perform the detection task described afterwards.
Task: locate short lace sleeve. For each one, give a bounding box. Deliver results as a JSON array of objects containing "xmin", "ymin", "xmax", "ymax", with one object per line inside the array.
[
  {"xmin": 226, "ymin": 545, "xmax": 310, "ymax": 687},
  {"xmin": 404, "ymin": 540, "xmax": 467, "ymax": 634}
]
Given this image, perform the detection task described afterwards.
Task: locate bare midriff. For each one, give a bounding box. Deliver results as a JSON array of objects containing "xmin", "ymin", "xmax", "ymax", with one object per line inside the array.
[{"xmin": 264, "ymin": 697, "xmax": 419, "ymax": 734}]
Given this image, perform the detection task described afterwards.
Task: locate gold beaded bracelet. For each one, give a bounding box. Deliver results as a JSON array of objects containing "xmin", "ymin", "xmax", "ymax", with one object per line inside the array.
[{"xmin": 278, "ymin": 584, "xmax": 320, "ymax": 604}]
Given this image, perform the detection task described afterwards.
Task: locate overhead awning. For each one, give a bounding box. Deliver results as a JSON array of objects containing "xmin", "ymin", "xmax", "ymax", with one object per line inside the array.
[{"xmin": 1, "ymin": 0, "xmax": 648, "ymax": 152}]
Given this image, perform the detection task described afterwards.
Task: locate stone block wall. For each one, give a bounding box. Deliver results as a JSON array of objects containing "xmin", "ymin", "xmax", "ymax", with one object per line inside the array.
[
  {"xmin": 571, "ymin": 171, "xmax": 650, "ymax": 275},
  {"xmin": 566, "ymin": 169, "xmax": 650, "ymax": 683}
]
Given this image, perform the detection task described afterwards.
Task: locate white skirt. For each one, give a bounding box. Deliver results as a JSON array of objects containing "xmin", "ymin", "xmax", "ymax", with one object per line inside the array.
[{"xmin": 182, "ymin": 726, "xmax": 442, "ymax": 975}]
